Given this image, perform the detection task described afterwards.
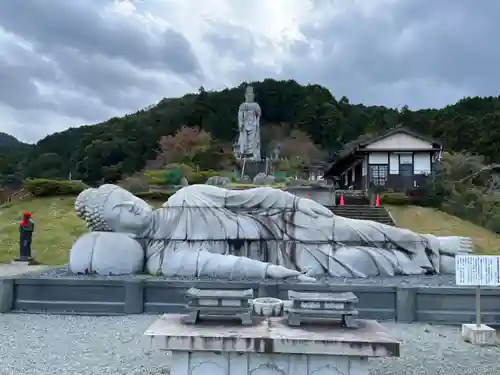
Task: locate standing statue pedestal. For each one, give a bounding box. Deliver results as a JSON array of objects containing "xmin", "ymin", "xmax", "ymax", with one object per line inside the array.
[
  {"xmin": 240, "ymin": 158, "xmax": 266, "ymax": 179},
  {"xmin": 145, "ymin": 314, "xmax": 400, "ymax": 375}
]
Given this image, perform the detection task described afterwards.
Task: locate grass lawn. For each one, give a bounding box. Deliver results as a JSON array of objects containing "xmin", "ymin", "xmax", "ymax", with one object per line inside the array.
[
  {"xmin": 0, "ymin": 197, "xmax": 86, "ymax": 264},
  {"xmin": 0, "ymin": 196, "xmax": 165, "ymax": 265},
  {"xmin": 387, "ymin": 205, "xmax": 500, "ymax": 255}
]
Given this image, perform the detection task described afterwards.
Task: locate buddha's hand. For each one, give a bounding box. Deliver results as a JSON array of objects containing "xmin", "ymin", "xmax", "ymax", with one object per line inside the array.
[
  {"xmin": 266, "ymin": 264, "xmax": 316, "ymax": 282},
  {"xmin": 297, "ymin": 198, "xmax": 334, "ymax": 219}
]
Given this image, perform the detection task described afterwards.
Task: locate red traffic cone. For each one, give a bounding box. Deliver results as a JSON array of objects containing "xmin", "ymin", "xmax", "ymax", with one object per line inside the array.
[
  {"xmin": 306, "ymin": 192, "xmax": 309, "ymax": 199},
  {"xmin": 375, "ymin": 194, "xmax": 380, "ymax": 207},
  {"xmin": 340, "ymin": 195, "xmax": 345, "ymax": 206}
]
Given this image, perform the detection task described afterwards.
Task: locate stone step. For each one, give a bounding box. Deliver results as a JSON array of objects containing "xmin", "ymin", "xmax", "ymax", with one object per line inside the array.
[
  {"xmin": 334, "ymin": 218, "xmax": 395, "ymax": 226},
  {"xmin": 336, "ymin": 217, "xmax": 393, "ymax": 222},
  {"xmin": 332, "ymin": 210, "xmax": 392, "ymax": 216},
  {"xmin": 330, "ymin": 208, "xmax": 388, "ymax": 213},
  {"xmin": 331, "ymin": 208, "xmax": 388, "ymax": 213},
  {"xmin": 329, "ymin": 206, "xmax": 396, "ymax": 226},
  {"xmin": 328, "ymin": 205, "xmax": 387, "ymax": 209},
  {"xmin": 333, "ymin": 213, "xmax": 391, "ymax": 219},
  {"xmin": 331, "ymin": 211, "xmax": 390, "ymax": 216}
]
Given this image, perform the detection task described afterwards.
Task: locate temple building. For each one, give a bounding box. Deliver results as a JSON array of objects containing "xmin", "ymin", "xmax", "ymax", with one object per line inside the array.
[{"xmin": 323, "ymin": 126, "xmax": 443, "ymax": 192}]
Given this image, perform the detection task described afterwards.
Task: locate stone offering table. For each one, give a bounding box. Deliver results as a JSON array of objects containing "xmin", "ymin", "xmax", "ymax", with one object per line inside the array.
[
  {"xmin": 145, "ymin": 314, "xmax": 400, "ymax": 375},
  {"xmin": 287, "ymin": 290, "xmax": 359, "ymax": 328},
  {"xmin": 183, "ymin": 288, "xmax": 254, "ymax": 325}
]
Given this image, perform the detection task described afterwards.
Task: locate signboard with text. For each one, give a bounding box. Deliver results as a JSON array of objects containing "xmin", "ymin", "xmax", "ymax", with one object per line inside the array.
[{"xmin": 455, "ymin": 255, "xmax": 500, "ymax": 286}]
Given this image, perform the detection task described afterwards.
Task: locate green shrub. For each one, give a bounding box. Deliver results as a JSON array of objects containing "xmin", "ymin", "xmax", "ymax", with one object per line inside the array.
[
  {"xmin": 135, "ymin": 190, "xmax": 175, "ymax": 201},
  {"xmin": 24, "ymin": 179, "xmax": 90, "ymax": 197},
  {"xmin": 187, "ymin": 170, "xmax": 221, "ymax": 184},
  {"xmin": 164, "ymin": 167, "xmax": 182, "ymax": 185},
  {"xmin": 273, "ymin": 171, "xmax": 288, "ymax": 183},
  {"xmin": 118, "ymin": 174, "xmax": 149, "ymax": 193},
  {"xmin": 144, "ymin": 164, "xmax": 194, "ymax": 185},
  {"xmin": 486, "ymin": 212, "xmax": 500, "ymax": 234},
  {"xmin": 380, "ymin": 192, "xmax": 410, "ymax": 205}
]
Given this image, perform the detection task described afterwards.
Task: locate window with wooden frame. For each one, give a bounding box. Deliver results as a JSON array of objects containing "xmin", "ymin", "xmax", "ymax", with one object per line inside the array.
[{"xmin": 369, "ymin": 164, "xmax": 388, "ymax": 186}]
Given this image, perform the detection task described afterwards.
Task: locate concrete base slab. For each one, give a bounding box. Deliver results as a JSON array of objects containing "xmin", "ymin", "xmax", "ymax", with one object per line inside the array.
[
  {"xmin": 12, "ymin": 259, "xmax": 35, "ymax": 265},
  {"xmin": 461, "ymin": 324, "xmax": 497, "ymax": 346},
  {"xmin": 0, "ymin": 264, "xmax": 48, "ymax": 277},
  {"xmin": 0, "ymin": 264, "xmax": 48, "ymax": 313}
]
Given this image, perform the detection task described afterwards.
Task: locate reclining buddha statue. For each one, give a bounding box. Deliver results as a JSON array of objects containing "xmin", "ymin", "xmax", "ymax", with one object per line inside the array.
[{"xmin": 69, "ymin": 184, "xmax": 473, "ymax": 280}]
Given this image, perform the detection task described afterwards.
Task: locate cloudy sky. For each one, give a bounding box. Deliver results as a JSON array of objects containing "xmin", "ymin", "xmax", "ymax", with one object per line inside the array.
[{"xmin": 0, "ymin": 0, "xmax": 498, "ymax": 143}]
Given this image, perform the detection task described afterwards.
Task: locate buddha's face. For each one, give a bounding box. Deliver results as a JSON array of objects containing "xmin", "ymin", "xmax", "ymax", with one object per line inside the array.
[
  {"xmin": 245, "ymin": 91, "xmax": 254, "ymax": 102},
  {"xmin": 98, "ymin": 185, "xmax": 154, "ymax": 236}
]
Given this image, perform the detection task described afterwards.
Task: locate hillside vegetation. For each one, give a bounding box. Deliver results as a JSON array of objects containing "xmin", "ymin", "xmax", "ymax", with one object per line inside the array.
[
  {"xmin": 1, "ymin": 79, "xmax": 500, "ymax": 240},
  {"xmin": 1, "ymin": 79, "xmax": 500, "ymax": 185},
  {"xmin": 0, "ymin": 132, "xmax": 31, "ymax": 187},
  {"xmin": 1, "ymin": 196, "xmax": 500, "ymax": 265}
]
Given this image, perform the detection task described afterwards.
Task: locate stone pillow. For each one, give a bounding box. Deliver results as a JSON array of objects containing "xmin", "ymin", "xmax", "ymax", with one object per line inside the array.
[{"xmin": 69, "ymin": 232, "xmax": 145, "ymax": 275}]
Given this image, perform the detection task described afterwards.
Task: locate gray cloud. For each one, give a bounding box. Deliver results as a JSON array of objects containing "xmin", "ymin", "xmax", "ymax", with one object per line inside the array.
[
  {"xmin": 0, "ymin": 0, "xmax": 203, "ymax": 142},
  {"xmin": 203, "ymin": 21, "xmax": 257, "ymax": 59},
  {"xmin": 0, "ymin": 0, "xmax": 201, "ymax": 76},
  {"xmin": 0, "ymin": 0, "xmax": 498, "ymax": 142},
  {"xmin": 285, "ymin": 0, "xmax": 500, "ymax": 108},
  {"xmin": 0, "ymin": 37, "xmax": 58, "ymax": 111}
]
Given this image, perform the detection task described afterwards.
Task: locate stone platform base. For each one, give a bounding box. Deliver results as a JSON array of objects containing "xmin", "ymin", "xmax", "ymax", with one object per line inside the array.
[
  {"xmin": 461, "ymin": 324, "xmax": 497, "ymax": 345},
  {"xmin": 145, "ymin": 314, "xmax": 400, "ymax": 375},
  {"xmin": 171, "ymin": 351, "xmax": 368, "ymax": 375},
  {"xmin": 0, "ymin": 279, "xmax": 13, "ymax": 313},
  {"xmin": 11, "ymin": 259, "xmax": 35, "ymax": 266}
]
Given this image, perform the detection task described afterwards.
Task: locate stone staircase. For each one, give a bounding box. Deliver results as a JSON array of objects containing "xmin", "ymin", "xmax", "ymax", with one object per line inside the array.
[{"xmin": 329, "ymin": 205, "xmax": 396, "ymax": 226}]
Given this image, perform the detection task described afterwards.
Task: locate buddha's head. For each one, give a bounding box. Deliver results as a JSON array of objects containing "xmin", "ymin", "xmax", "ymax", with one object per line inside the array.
[
  {"xmin": 75, "ymin": 184, "xmax": 154, "ymax": 236},
  {"xmin": 244, "ymin": 85, "xmax": 255, "ymax": 102}
]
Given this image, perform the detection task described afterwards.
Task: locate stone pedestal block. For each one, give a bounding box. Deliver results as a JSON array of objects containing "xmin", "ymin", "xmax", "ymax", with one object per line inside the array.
[
  {"xmin": 170, "ymin": 351, "xmax": 368, "ymax": 375},
  {"xmin": 145, "ymin": 314, "xmax": 400, "ymax": 375},
  {"xmin": 461, "ymin": 324, "xmax": 497, "ymax": 345}
]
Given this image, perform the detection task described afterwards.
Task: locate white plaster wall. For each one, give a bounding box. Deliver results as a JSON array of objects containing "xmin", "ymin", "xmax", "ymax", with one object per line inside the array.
[
  {"xmin": 389, "ymin": 153, "xmax": 399, "ymax": 175},
  {"xmin": 365, "ymin": 133, "xmax": 433, "ymax": 150},
  {"xmin": 368, "ymin": 152, "xmax": 388, "ymax": 164},
  {"xmin": 171, "ymin": 351, "xmax": 369, "ymax": 375},
  {"xmin": 414, "ymin": 152, "xmax": 431, "ymax": 174}
]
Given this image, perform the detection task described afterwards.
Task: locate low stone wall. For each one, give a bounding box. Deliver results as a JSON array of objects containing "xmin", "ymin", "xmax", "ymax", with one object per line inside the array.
[
  {"xmin": 2, "ymin": 275, "xmax": 500, "ymax": 325},
  {"xmin": 285, "ymin": 186, "xmax": 335, "ymax": 206}
]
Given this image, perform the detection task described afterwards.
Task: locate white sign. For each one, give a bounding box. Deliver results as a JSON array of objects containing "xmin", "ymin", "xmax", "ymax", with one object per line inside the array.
[{"xmin": 455, "ymin": 255, "xmax": 500, "ymax": 286}]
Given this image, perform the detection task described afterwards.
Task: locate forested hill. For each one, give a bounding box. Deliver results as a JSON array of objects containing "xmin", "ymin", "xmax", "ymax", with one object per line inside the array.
[
  {"xmin": 0, "ymin": 133, "xmax": 31, "ymax": 186},
  {"xmin": 2, "ymin": 78, "xmax": 500, "ymax": 185},
  {"xmin": 0, "ymin": 132, "xmax": 29, "ymax": 150}
]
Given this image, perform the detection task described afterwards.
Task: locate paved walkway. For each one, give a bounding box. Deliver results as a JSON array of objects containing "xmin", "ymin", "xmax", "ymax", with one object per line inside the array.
[{"xmin": 0, "ymin": 264, "xmax": 49, "ymax": 277}]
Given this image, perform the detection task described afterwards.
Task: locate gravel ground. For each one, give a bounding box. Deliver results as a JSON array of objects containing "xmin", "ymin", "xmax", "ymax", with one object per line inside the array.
[
  {"xmin": 28, "ymin": 266, "xmax": 463, "ymax": 287},
  {"xmin": 0, "ymin": 314, "xmax": 499, "ymax": 375}
]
